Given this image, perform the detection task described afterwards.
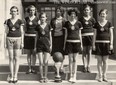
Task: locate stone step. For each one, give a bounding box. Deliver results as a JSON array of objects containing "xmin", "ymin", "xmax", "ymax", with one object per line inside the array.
[
  {"xmin": 0, "ymin": 72, "xmax": 116, "ymax": 81},
  {"xmin": 0, "ymin": 80, "xmax": 115, "ymax": 85},
  {"xmin": 0, "ymin": 73, "xmax": 116, "ymax": 85},
  {"xmin": 0, "ymin": 65, "xmax": 116, "ymax": 72}
]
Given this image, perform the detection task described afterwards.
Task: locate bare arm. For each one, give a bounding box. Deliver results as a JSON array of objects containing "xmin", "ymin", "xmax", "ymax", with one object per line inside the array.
[
  {"xmin": 93, "ymin": 29, "xmax": 96, "ymax": 50},
  {"xmin": 79, "ymin": 28, "xmax": 83, "ymax": 50},
  {"xmin": 20, "ymin": 25, "xmax": 24, "ymax": 48},
  {"xmin": 110, "ymin": 27, "xmax": 114, "ymax": 50},
  {"xmin": 63, "ymin": 27, "xmax": 67, "ymax": 50},
  {"xmin": 4, "ymin": 24, "xmax": 9, "ymax": 48},
  {"xmin": 49, "ymin": 30, "xmax": 52, "ymax": 51}
]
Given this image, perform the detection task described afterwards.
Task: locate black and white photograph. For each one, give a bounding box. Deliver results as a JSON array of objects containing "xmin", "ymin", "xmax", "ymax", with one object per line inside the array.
[{"xmin": 0, "ymin": 0, "xmax": 116, "ymax": 85}]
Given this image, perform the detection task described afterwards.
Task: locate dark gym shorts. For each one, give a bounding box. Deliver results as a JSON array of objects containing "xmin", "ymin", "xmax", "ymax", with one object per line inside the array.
[
  {"xmin": 65, "ymin": 42, "xmax": 81, "ymax": 54},
  {"xmin": 51, "ymin": 35, "xmax": 64, "ymax": 55},
  {"xmin": 82, "ymin": 36, "xmax": 93, "ymax": 46},
  {"xmin": 24, "ymin": 34, "xmax": 36, "ymax": 49},
  {"xmin": 36, "ymin": 37, "xmax": 51, "ymax": 53},
  {"xmin": 95, "ymin": 43, "xmax": 111, "ymax": 56}
]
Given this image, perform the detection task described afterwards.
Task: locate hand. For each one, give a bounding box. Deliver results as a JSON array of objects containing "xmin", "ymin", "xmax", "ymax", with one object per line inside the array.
[
  {"xmin": 50, "ymin": 45, "xmax": 52, "ymax": 52},
  {"xmin": 92, "ymin": 45, "xmax": 96, "ymax": 51},
  {"xmin": 81, "ymin": 45, "xmax": 83, "ymax": 51},
  {"xmin": 33, "ymin": 48, "xmax": 36, "ymax": 52},
  {"xmin": 63, "ymin": 46, "xmax": 65, "ymax": 51},
  {"xmin": 20, "ymin": 43, "xmax": 24, "ymax": 49},
  {"xmin": 110, "ymin": 44, "xmax": 113, "ymax": 50}
]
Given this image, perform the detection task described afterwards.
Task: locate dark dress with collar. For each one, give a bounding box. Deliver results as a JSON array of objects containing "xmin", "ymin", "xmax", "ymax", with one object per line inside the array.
[
  {"xmin": 94, "ymin": 21, "xmax": 113, "ymax": 56},
  {"xmin": 24, "ymin": 17, "xmax": 39, "ymax": 49},
  {"xmin": 50, "ymin": 18, "xmax": 66, "ymax": 55},
  {"xmin": 64, "ymin": 20, "xmax": 82, "ymax": 53},
  {"xmin": 35, "ymin": 23, "xmax": 51, "ymax": 53},
  {"xmin": 79, "ymin": 17, "xmax": 96, "ymax": 46}
]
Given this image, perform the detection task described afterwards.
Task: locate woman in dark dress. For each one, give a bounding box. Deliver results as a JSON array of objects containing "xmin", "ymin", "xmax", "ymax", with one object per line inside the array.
[
  {"xmin": 93, "ymin": 9, "xmax": 114, "ymax": 82},
  {"xmin": 79, "ymin": 5, "xmax": 96, "ymax": 73},
  {"xmin": 24, "ymin": 5, "xmax": 38, "ymax": 74},
  {"xmin": 65, "ymin": 9, "xmax": 83, "ymax": 83},
  {"xmin": 50, "ymin": 6, "xmax": 66, "ymax": 74}
]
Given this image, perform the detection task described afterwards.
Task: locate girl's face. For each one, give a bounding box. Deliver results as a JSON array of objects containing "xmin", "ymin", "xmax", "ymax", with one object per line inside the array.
[
  {"xmin": 70, "ymin": 12, "xmax": 77, "ymax": 20},
  {"xmin": 56, "ymin": 9, "xmax": 62, "ymax": 17},
  {"xmin": 99, "ymin": 11, "xmax": 107, "ymax": 19},
  {"xmin": 29, "ymin": 7, "xmax": 36, "ymax": 16},
  {"xmin": 40, "ymin": 14, "xmax": 47, "ymax": 23},
  {"xmin": 84, "ymin": 7, "xmax": 91, "ymax": 16},
  {"xmin": 10, "ymin": 8, "xmax": 18, "ymax": 17}
]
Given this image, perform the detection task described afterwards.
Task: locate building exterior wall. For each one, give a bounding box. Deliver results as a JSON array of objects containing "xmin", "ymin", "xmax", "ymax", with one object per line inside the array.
[{"xmin": 0, "ymin": 0, "xmax": 6, "ymax": 59}]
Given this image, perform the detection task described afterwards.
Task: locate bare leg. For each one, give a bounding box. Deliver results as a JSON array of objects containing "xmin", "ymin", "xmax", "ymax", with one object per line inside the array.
[
  {"xmin": 31, "ymin": 50, "xmax": 37, "ymax": 73},
  {"xmin": 102, "ymin": 55, "xmax": 109, "ymax": 81},
  {"xmin": 14, "ymin": 49, "xmax": 21, "ymax": 77},
  {"xmin": 38, "ymin": 52, "xmax": 44, "ymax": 79},
  {"xmin": 72, "ymin": 53, "xmax": 78, "ymax": 81},
  {"xmin": 87, "ymin": 46, "xmax": 92, "ymax": 72},
  {"xmin": 82, "ymin": 46, "xmax": 87, "ymax": 72},
  {"xmin": 26, "ymin": 50, "xmax": 32, "ymax": 73},
  {"xmin": 43, "ymin": 52, "xmax": 50, "ymax": 79},
  {"xmin": 32, "ymin": 50, "xmax": 36, "ymax": 66},
  {"xmin": 68, "ymin": 53, "xmax": 73, "ymax": 81},
  {"xmin": 96, "ymin": 55, "xmax": 103, "ymax": 82},
  {"xmin": 8, "ymin": 49, "xmax": 14, "ymax": 81},
  {"xmin": 14, "ymin": 49, "xmax": 21, "ymax": 83}
]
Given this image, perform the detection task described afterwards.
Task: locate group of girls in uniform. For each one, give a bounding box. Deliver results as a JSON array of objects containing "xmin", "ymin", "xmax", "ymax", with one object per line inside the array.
[{"xmin": 4, "ymin": 4, "xmax": 114, "ymax": 83}]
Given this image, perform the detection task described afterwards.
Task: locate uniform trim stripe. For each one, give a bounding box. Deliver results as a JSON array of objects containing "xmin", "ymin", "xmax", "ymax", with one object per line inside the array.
[
  {"xmin": 7, "ymin": 37, "xmax": 21, "ymax": 39},
  {"xmin": 66, "ymin": 40, "xmax": 80, "ymax": 42},
  {"xmin": 96, "ymin": 40, "xmax": 110, "ymax": 43},
  {"xmin": 82, "ymin": 33, "xmax": 94, "ymax": 36},
  {"xmin": 25, "ymin": 33, "xmax": 36, "ymax": 36}
]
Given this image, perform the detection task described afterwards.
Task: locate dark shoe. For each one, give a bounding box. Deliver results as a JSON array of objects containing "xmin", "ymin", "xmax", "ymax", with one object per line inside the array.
[
  {"xmin": 69, "ymin": 77, "xmax": 76, "ymax": 83},
  {"xmin": 13, "ymin": 77, "xmax": 18, "ymax": 83},
  {"xmin": 44, "ymin": 77, "xmax": 48, "ymax": 83},
  {"xmin": 98, "ymin": 76, "xmax": 102, "ymax": 82},
  {"xmin": 87, "ymin": 67, "xmax": 91, "ymax": 73},
  {"xmin": 103, "ymin": 77, "xmax": 108, "ymax": 82},
  {"xmin": 83, "ymin": 67, "xmax": 87, "ymax": 73},
  {"xmin": 39, "ymin": 78, "xmax": 44, "ymax": 83},
  {"xmin": 26, "ymin": 69, "xmax": 31, "ymax": 74},
  {"xmin": 8, "ymin": 78, "xmax": 13, "ymax": 83},
  {"xmin": 54, "ymin": 76, "xmax": 62, "ymax": 83},
  {"xmin": 98, "ymin": 78, "xmax": 102, "ymax": 82},
  {"xmin": 31, "ymin": 69, "xmax": 37, "ymax": 74},
  {"xmin": 7, "ymin": 75, "xmax": 13, "ymax": 83}
]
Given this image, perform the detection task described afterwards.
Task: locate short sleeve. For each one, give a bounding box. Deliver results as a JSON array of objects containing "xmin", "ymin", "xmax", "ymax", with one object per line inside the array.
[
  {"xmin": 78, "ymin": 21, "xmax": 83, "ymax": 29},
  {"xmin": 48, "ymin": 24, "xmax": 53, "ymax": 31},
  {"xmin": 4, "ymin": 20, "xmax": 8, "ymax": 25},
  {"xmin": 63, "ymin": 21, "xmax": 68, "ymax": 29},
  {"xmin": 93, "ymin": 22, "xmax": 97, "ymax": 29},
  {"xmin": 109, "ymin": 22, "xmax": 114, "ymax": 29},
  {"xmin": 92, "ymin": 18, "xmax": 96, "ymax": 26},
  {"xmin": 78, "ymin": 17, "xmax": 82, "ymax": 23},
  {"xmin": 35, "ymin": 25, "xmax": 39, "ymax": 31},
  {"xmin": 20, "ymin": 20, "xmax": 24, "ymax": 26},
  {"xmin": 50, "ymin": 19, "xmax": 54, "ymax": 28}
]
